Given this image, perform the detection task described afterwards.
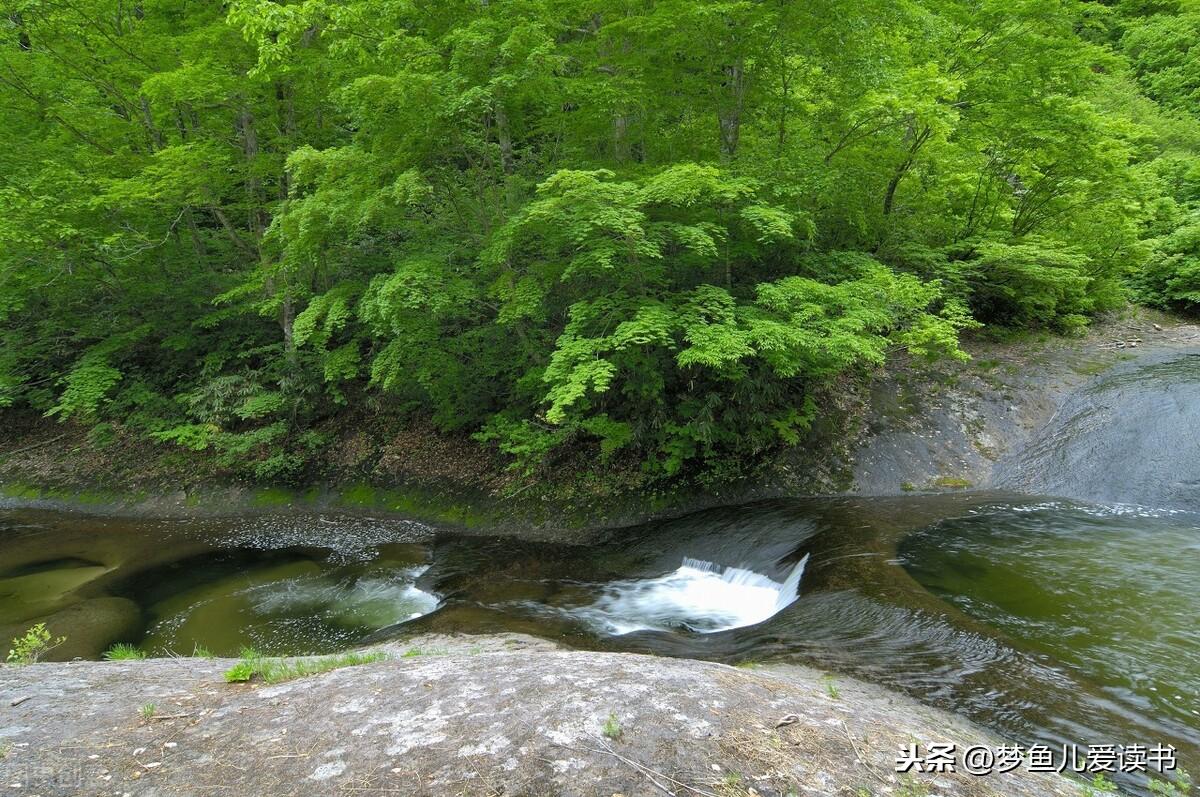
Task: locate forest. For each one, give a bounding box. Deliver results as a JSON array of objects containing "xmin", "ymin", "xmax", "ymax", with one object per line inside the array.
[{"xmin": 1, "ymin": 0, "xmax": 1198, "ymax": 484}]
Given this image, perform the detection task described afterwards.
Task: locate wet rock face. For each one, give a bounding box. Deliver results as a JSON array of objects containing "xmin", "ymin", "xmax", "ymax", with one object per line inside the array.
[
  {"xmin": 994, "ymin": 352, "xmax": 1200, "ymax": 511},
  {"xmin": 850, "ymin": 320, "xmax": 1200, "ymax": 510},
  {"xmin": 0, "ymin": 634, "xmax": 1080, "ymax": 797}
]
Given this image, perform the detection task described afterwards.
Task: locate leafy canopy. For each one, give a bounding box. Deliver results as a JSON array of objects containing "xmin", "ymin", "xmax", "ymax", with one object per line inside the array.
[{"xmin": 0, "ymin": 0, "xmax": 1197, "ymax": 481}]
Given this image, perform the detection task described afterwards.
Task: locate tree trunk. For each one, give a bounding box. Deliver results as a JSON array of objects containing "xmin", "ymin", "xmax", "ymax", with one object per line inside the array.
[
  {"xmin": 139, "ymin": 95, "xmax": 163, "ymax": 151},
  {"xmin": 236, "ymin": 106, "xmax": 268, "ymax": 241},
  {"xmin": 276, "ymin": 81, "xmax": 296, "ymax": 199},
  {"xmin": 718, "ymin": 57, "xmax": 746, "ymax": 161},
  {"xmin": 494, "ymin": 100, "xmax": 515, "ymax": 175},
  {"xmin": 882, "ymin": 124, "xmax": 931, "ymax": 216},
  {"xmin": 613, "ymin": 113, "xmax": 630, "ymax": 162},
  {"xmin": 275, "ymin": 84, "xmax": 298, "ymax": 353},
  {"xmin": 237, "ymin": 104, "xmax": 293, "ymax": 353}
]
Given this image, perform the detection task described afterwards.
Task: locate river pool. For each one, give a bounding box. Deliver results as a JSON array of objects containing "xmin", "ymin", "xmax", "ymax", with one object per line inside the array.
[{"xmin": 1, "ymin": 493, "xmax": 1196, "ymax": 788}]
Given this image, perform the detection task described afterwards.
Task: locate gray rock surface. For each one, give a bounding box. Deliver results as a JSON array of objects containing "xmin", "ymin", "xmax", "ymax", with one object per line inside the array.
[
  {"xmin": 0, "ymin": 634, "xmax": 1081, "ymax": 797},
  {"xmin": 851, "ymin": 316, "xmax": 1200, "ymax": 508},
  {"xmin": 992, "ymin": 350, "xmax": 1200, "ymax": 510}
]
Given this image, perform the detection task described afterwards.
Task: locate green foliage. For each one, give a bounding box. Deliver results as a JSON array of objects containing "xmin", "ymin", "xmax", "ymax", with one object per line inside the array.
[
  {"xmin": 1080, "ymin": 774, "xmax": 1118, "ymax": 796},
  {"xmin": 932, "ymin": 476, "xmax": 973, "ymax": 489},
  {"xmin": 0, "ymin": 0, "xmax": 1196, "ymax": 483},
  {"xmin": 103, "ymin": 643, "xmax": 147, "ymax": 661},
  {"xmin": 139, "ymin": 702, "xmax": 157, "ymax": 720},
  {"xmin": 1133, "ymin": 212, "xmax": 1200, "ymax": 314},
  {"xmin": 601, "ymin": 712, "xmax": 623, "ymax": 741},
  {"xmin": 223, "ymin": 661, "xmax": 257, "ymax": 683},
  {"xmin": 6, "ymin": 623, "xmax": 66, "ymax": 665},
  {"xmin": 256, "ymin": 651, "xmax": 388, "ymax": 683},
  {"xmin": 474, "ymin": 416, "xmax": 571, "ymax": 476},
  {"xmin": 897, "ymin": 778, "xmax": 931, "ymax": 797},
  {"xmin": 48, "ymin": 357, "xmax": 124, "ymax": 421},
  {"xmin": 1149, "ymin": 769, "xmax": 1192, "ymax": 797},
  {"xmin": 961, "ymin": 240, "xmax": 1103, "ymax": 332},
  {"xmin": 224, "ymin": 648, "xmax": 387, "ymax": 684}
]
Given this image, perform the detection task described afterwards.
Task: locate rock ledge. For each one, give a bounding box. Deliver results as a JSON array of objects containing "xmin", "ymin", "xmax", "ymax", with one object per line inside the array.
[{"xmin": 0, "ymin": 634, "xmax": 1081, "ymax": 797}]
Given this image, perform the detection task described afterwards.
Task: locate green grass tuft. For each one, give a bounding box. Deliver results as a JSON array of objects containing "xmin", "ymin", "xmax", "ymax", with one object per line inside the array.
[
  {"xmin": 930, "ymin": 476, "xmax": 973, "ymax": 489},
  {"xmin": 103, "ymin": 643, "xmax": 146, "ymax": 661},
  {"xmin": 224, "ymin": 649, "xmax": 388, "ymax": 685},
  {"xmin": 1149, "ymin": 769, "xmax": 1192, "ymax": 797},
  {"xmin": 601, "ymin": 711, "xmax": 622, "ymax": 741},
  {"xmin": 896, "ymin": 777, "xmax": 930, "ymax": 797},
  {"xmin": 224, "ymin": 661, "xmax": 257, "ymax": 683},
  {"xmin": 401, "ymin": 646, "xmax": 448, "ymax": 658}
]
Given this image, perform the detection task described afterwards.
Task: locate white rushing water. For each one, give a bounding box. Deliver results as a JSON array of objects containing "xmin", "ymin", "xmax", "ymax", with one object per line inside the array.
[
  {"xmin": 566, "ymin": 554, "xmax": 810, "ymax": 635},
  {"xmin": 139, "ymin": 563, "xmax": 443, "ymax": 656},
  {"xmin": 249, "ymin": 565, "xmax": 441, "ymax": 627}
]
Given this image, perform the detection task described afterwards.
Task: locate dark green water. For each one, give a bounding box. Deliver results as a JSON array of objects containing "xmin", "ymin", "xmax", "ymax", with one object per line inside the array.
[
  {"xmin": 899, "ymin": 502, "xmax": 1200, "ymax": 758},
  {"xmin": 1, "ymin": 495, "xmax": 1197, "ymax": 789}
]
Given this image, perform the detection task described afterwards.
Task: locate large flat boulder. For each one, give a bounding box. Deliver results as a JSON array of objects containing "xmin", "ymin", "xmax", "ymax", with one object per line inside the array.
[{"xmin": 0, "ymin": 634, "xmax": 1081, "ymax": 796}]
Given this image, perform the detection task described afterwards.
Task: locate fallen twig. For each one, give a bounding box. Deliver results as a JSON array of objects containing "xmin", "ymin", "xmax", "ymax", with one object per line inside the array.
[
  {"xmin": 840, "ymin": 720, "xmax": 891, "ymax": 785},
  {"xmin": 0, "ymin": 434, "xmax": 66, "ymax": 460},
  {"xmin": 554, "ymin": 735, "xmax": 720, "ymax": 797}
]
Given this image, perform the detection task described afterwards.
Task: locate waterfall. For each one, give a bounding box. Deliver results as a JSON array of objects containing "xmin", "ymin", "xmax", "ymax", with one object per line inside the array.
[
  {"xmin": 775, "ymin": 553, "xmax": 809, "ymax": 612},
  {"xmin": 556, "ymin": 553, "xmax": 811, "ymax": 635}
]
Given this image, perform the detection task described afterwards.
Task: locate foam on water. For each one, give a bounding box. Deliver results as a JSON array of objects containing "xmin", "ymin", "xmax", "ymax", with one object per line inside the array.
[
  {"xmin": 249, "ymin": 565, "xmax": 441, "ymax": 626},
  {"xmin": 564, "ymin": 554, "xmax": 810, "ymax": 635},
  {"xmin": 141, "ymin": 564, "xmax": 441, "ymax": 655}
]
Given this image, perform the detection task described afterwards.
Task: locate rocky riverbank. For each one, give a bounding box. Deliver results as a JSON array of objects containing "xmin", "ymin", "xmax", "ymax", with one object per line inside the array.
[
  {"xmin": 0, "ymin": 634, "xmax": 1086, "ymax": 797},
  {"xmin": 849, "ymin": 309, "xmax": 1200, "ymax": 500},
  {"xmin": 4, "ymin": 313, "xmax": 1198, "ymax": 797},
  {"xmin": 3, "ymin": 310, "xmax": 1198, "ymax": 536}
]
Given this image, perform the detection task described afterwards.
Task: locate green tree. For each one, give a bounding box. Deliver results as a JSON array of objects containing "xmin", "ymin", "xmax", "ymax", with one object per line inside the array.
[{"xmin": 0, "ymin": 0, "xmax": 1197, "ymax": 482}]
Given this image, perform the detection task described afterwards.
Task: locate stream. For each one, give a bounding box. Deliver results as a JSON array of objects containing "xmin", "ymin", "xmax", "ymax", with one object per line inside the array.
[
  {"xmin": 1, "ymin": 493, "xmax": 1197, "ymax": 785},
  {"xmin": 5, "ymin": 349, "xmax": 1200, "ymax": 791}
]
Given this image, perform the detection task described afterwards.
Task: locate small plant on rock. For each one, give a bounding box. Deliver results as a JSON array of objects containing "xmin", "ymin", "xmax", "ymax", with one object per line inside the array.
[
  {"xmin": 718, "ymin": 771, "xmax": 746, "ymax": 795},
  {"xmin": 1080, "ymin": 774, "xmax": 1118, "ymax": 796},
  {"xmin": 103, "ymin": 643, "xmax": 146, "ymax": 661},
  {"xmin": 602, "ymin": 712, "xmax": 622, "ymax": 741},
  {"xmin": 1150, "ymin": 770, "xmax": 1193, "ymax": 797},
  {"xmin": 401, "ymin": 646, "xmax": 447, "ymax": 658},
  {"xmin": 139, "ymin": 702, "xmax": 157, "ymax": 720},
  {"xmin": 896, "ymin": 777, "xmax": 930, "ymax": 797},
  {"xmin": 224, "ymin": 660, "xmax": 257, "ymax": 683},
  {"xmin": 224, "ymin": 648, "xmax": 386, "ymax": 685},
  {"xmin": 6, "ymin": 623, "xmax": 65, "ymax": 665}
]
